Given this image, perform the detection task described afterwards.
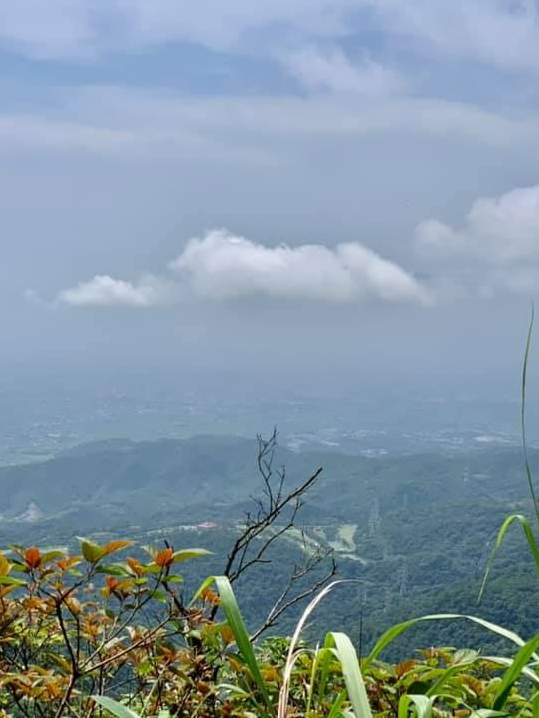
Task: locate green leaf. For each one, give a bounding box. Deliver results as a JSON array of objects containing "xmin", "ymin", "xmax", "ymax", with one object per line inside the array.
[
  {"xmin": 426, "ymin": 661, "xmax": 478, "ymax": 696},
  {"xmin": 92, "ymin": 696, "xmax": 140, "ymax": 718},
  {"xmin": 326, "ymin": 632, "xmax": 372, "ymax": 718},
  {"xmin": 494, "ymin": 629, "xmax": 539, "ymax": 710},
  {"xmin": 190, "ymin": 575, "xmax": 217, "ymax": 605},
  {"xmin": 150, "ymin": 590, "xmax": 168, "ymax": 603},
  {"xmin": 95, "ymin": 564, "xmax": 129, "ymax": 577},
  {"xmin": 9, "ymin": 562, "xmax": 29, "ymax": 573},
  {"xmin": 77, "ymin": 536, "xmax": 105, "ymax": 563},
  {"xmin": 136, "ymin": 661, "xmax": 153, "ymax": 677},
  {"xmin": 0, "ymin": 575, "xmax": 26, "ymax": 586},
  {"xmin": 398, "ymin": 695, "xmax": 433, "ymax": 718},
  {"xmin": 144, "ymin": 563, "xmax": 162, "ymax": 574},
  {"xmin": 213, "ymin": 575, "xmax": 274, "ymax": 716},
  {"xmin": 327, "ymin": 689, "xmax": 347, "ymax": 718},
  {"xmin": 218, "ymin": 683, "xmax": 251, "ymax": 697},
  {"xmin": 162, "ymin": 574, "xmax": 183, "ymax": 584},
  {"xmin": 173, "ymin": 548, "xmax": 212, "ymax": 562}
]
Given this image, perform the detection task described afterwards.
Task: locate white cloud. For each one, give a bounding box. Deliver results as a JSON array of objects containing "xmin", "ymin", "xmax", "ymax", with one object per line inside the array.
[
  {"xmin": 416, "ymin": 184, "xmax": 539, "ymax": 264},
  {"xmin": 49, "ymin": 229, "xmax": 429, "ymax": 308},
  {"xmin": 57, "ymin": 274, "xmax": 172, "ymax": 307},
  {"xmin": 45, "ymin": 187, "xmax": 539, "ymax": 309},
  {"xmin": 415, "ymin": 183, "xmax": 539, "ymax": 297},
  {"xmin": 282, "ymin": 47, "xmax": 406, "ymax": 96},
  {"xmin": 170, "ymin": 229, "xmax": 429, "ymax": 304}
]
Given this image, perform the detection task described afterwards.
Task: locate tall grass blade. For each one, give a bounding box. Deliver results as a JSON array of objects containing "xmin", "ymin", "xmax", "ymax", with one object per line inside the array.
[
  {"xmin": 305, "ymin": 643, "xmax": 320, "ymax": 715},
  {"xmin": 213, "ymin": 575, "xmax": 274, "ymax": 716},
  {"xmin": 521, "ymin": 304, "xmax": 539, "ymax": 528},
  {"xmin": 327, "ymin": 689, "xmax": 348, "ymax": 718},
  {"xmin": 317, "ymin": 645, "xmax": 333, "ymax": 705},
  {"xmin": 494, "ymin": 629, "xmax": 539, "ymax": 710},
  {"xmin": 365, "ymin": 614, "xmax": 531, "ymax": 668},
  {"xmin": 326, "ymin": 632, "xmax": 373, "ymax": 718},
  {"xmin": 278, "ymin": 580, "xmax": 343, "ymax": 718},
  {"xmin": 479, "ymin": 513, "xmax": 539, "ymax": 601}
]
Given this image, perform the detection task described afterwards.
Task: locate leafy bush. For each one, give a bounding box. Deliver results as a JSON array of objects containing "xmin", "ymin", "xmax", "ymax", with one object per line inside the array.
[{"xmin": 1, "ymin": 536, "xmax": 539, "ymax": 717}]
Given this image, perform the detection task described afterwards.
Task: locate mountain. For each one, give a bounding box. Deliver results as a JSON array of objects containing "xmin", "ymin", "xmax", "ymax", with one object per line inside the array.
[
  {"xmin": 0, "ymin": 434, "xmax": 535, "ymax": 526},
  {"xmin": 1, "ymin": 434, "xmax": 538, "ymax": 657}
]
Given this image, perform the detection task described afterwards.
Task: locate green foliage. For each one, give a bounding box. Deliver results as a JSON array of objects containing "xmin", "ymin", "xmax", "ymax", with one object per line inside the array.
[{"xmin": 2, "ymin": 534, "xmax": 539, "ymax": 718}]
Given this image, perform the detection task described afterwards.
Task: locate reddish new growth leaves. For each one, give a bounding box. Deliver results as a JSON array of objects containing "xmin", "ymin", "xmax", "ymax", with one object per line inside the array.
[
  {"xmin": 25, "ymin": 546, "xmax": 41, "ymax": 569},
  {"xmin": 0, "ymin": 538, "xmax": 221, "ymax": 718},
  {"xmin": 155, "ymin": 547, "xmax": 175, "ymax": 567}
]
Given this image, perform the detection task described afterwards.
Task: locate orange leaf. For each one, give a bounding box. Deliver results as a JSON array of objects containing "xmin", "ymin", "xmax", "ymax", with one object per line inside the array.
[
  {"xmin": 57, "ymin": 557, "xmax": 81, "ymax": 571},
  {"xmin": 155, "ymin": 548, "xmax": 174, "ymax": 567},
  {"xmin": 25, "ymin": 547, "xmax": 42, "ymax": 569},
  {"xmin": 221, "ymin": 625, "xmax": 234, "ymax": 645},
  {"xmin": 126, "ymin": 557, "xmax": 144, "ymax": 576},
  {"xmin": 102, "ymin": 540, "xmax": 134, "ymax": 558}
]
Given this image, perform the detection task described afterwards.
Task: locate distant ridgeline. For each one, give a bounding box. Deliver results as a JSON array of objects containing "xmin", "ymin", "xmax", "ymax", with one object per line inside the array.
[{"xmin": 0, "ymin": 434, "xmax": 537, "ymax": 656}]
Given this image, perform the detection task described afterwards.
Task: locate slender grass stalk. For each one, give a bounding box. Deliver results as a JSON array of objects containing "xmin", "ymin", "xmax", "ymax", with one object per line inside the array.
[
  {"xmin": 521, "ymin": 304, "xmax": 539, "ymax": 528},
  {"xmin": 327, "ymin": 689, "xmax": 347, "ymax": 718},
  {"xmin": 479, "ymin": 513, "xmax": 539, "ymax": 601},
  {"xmin": 305, "ymin": 642, "xmax": 319, "ymax": 715},
  {"xmin": 278, "ymin": 580, "xmax": 343, "ymax": 718},
  {"xmin": 479, "ymin": 305, "xmax": 539, "ymax": 601}
]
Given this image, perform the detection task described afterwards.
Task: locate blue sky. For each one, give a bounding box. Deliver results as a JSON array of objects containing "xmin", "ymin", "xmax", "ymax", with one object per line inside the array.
[{"xmin": 4, "ymin": 1, "xmax": 539, "ymax": 389}]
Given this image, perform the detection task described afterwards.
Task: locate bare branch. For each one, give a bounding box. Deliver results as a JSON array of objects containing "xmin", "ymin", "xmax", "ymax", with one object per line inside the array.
[{"xmin": 214, "ymin": 428, "xmax": 336, "ymax": 628}]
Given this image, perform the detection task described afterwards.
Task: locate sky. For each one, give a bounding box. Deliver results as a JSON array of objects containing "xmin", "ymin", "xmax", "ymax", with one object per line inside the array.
[{"xmin": 4, "ymin": 0, "xmax": 539, "ymax": 396}]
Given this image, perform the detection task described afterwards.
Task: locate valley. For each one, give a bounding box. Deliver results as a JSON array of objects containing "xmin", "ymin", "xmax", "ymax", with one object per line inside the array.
[{"xmin": 1, "ymin": 432, "xmax": 537, "ymax": 659}]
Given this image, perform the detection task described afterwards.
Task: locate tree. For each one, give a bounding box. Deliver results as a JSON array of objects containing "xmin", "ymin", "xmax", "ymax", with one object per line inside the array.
[{"xmin": 216, "ymin": 428, "xmax": 336, "ymax": 638}]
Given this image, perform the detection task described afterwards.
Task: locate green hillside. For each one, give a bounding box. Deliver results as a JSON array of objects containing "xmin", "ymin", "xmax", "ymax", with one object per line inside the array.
[{"xmin": 1, "ymin": 434, "xmax": 538, "ymax": 659}]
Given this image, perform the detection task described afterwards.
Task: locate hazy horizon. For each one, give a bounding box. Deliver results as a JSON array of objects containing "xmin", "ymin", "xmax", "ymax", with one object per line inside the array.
[{"xmin": 3, "ymin": 1, "xmax": 539, "ymax": 401}]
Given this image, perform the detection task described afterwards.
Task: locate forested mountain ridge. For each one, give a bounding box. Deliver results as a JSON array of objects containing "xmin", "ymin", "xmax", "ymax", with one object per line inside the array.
[
  {"xmin": 0, "ymin": 434, "xmax": 535, "ymax": 527},
  {"xmin": 0, "ymin": 434, "xmax": 537, "ymax": 659}
]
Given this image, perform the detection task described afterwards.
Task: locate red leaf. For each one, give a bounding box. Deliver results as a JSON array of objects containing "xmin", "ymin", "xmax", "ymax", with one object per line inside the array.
[{"xmin": 25, "ymin": 547, "xmax": 42, "ymax": 569}]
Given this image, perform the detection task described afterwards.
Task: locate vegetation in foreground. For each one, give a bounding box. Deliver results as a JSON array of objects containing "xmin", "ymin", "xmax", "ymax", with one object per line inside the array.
[
  {"xmin": 2, "ymin": 535, "xmax": 539, "ymax": 718},
  {"xmin": 3, "ymin": 316, "xmax": 539, "ymax": 717}
]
